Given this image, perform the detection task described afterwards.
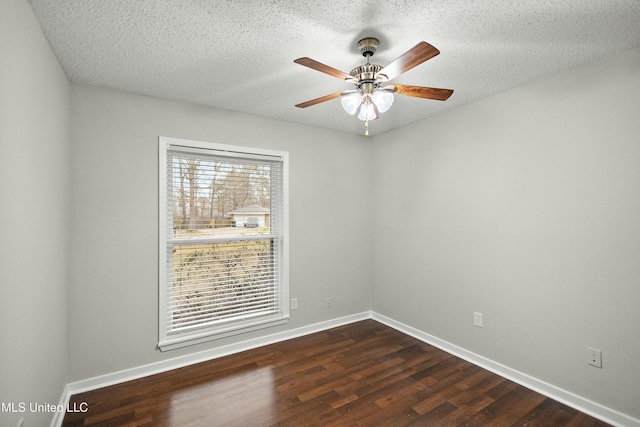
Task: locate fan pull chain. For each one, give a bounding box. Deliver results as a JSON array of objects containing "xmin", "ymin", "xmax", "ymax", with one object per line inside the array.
[{"xmin": 365, "ymin": 120, "xmax": 369, "ymax": 136}]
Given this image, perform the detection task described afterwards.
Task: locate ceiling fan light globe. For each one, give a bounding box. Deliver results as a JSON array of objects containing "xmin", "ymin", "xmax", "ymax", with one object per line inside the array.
[
  {"xmin": 341, "ymin": 92, "xmax": 362, "ymax": 115},
  {"xmin": 358, "ymin": 103, "xmax": 377, "ymax": 121},
  {"xmin": 372, "ymin": 90, "xmax": 394, "ymax": 113}
]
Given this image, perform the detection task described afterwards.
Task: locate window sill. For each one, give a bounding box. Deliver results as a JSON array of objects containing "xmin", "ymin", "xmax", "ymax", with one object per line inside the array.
[{"xmin": 158, "ymin": 314, "xmax": 289, "ymax": 352}]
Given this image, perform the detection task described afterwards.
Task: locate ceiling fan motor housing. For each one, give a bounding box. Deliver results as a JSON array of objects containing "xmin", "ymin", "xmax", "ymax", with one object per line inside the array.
[
  {"xmin": 350, "ymin": 64, "xmax": 382, "ymax": 95},
  {"xmin": 350, "ymin": 63, "xmax": 382, "ymax": 81}
]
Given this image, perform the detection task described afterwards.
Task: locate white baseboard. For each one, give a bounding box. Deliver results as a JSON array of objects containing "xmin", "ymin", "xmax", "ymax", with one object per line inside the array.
[
  {"xmin": 371, "ymin": 312, "xmax": 640, "ymax": 427},
  {"xmin": 50, "ymin": 385, "xmax": 70, "ymax": 427},
  {"xmin": 55, "ymin": 311, "xmax": 639, "ymax": 427}
]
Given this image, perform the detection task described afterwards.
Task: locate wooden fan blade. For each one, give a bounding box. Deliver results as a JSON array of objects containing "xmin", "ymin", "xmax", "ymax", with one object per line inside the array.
[
  {"xmin": 294, "ymin": 57, "xmax": 355, "ymax": 81},
  {"xmin": 378, "ymin": 42, "xmax": 440, "ymax": 81},
  {"xmin": 389, "ymin": 84, "xmax": 454, "ymax": 101},
  {"xmin": 295, "ymin": 91, "xmax": 345, "ymax": 108}
]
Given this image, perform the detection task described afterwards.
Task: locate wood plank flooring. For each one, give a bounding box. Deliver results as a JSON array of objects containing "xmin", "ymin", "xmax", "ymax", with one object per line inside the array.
[{"xmin": 62, "ymin": 320, "xmax": 611, "ymax": 426}]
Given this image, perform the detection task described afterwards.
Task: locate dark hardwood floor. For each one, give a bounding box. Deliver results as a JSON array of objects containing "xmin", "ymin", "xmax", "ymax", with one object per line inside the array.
[{"xmin": 62, "ymin": 320, "xmax": 611, "ymax": 426}]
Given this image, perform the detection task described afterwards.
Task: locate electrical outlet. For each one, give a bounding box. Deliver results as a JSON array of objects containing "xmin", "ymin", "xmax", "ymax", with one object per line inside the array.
[
  {"xmin": 473, "ymin": 312, "xmax": 483, "ymax": 328},
  {"xmin": 325, "ymin": 298, "xmax": 332, "ymax": 309},
  {"xmin": 291, "ymin": 298, "xmax": 298, "ymax": 310},
  {"xmin": 587, "ymin": 347, "xmax": 602, "ymax": 368}
]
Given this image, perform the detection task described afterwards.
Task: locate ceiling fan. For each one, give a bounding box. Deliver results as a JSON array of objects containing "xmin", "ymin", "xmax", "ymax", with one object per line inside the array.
[{"xmin": 294, "ymin": 37, "xmax": 454, "ymax": 135}]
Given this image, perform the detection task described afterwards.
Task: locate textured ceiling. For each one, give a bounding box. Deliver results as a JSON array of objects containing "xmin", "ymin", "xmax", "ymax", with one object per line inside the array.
[{"xmin": 28, "ymin": 0, "xmax": 640, "ymax": 136}]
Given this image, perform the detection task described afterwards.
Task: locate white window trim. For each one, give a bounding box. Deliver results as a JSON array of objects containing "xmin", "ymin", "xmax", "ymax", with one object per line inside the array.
[{"xmin": 158, "ymin": 136, "xmax": 289, "ymax": 351}]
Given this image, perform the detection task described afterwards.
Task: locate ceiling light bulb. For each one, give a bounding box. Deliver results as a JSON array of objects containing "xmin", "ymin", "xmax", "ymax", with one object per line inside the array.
[
  {"xmin": 372, "ymin": 90, "xmax": 394, "ymax": 113},
  {"xmin": 358, "ymin": 102, "xmax": 377, "ymax": 121},
  {"xmin": 341, "ymin": 92, "xmax": 362, "ymax": 115}
]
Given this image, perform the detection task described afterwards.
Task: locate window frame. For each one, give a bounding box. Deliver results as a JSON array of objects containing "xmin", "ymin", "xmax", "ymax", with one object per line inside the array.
[{"xmin": 158, "ymin": 136, "xmax": 289, "ymax": 351}]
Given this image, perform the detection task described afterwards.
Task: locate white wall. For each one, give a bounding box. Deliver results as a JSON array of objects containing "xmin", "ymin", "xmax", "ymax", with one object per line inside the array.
[
  {"xmin": 372, "ymin": 47, "xmax": 640, "ymax": 420},
  {"xmin": 67, "ymin": 85, "xmax": 372, "ymax": 381},
  {"xmin": 0, "ymin": 0, "xmax": 70, "ymax": 426}
]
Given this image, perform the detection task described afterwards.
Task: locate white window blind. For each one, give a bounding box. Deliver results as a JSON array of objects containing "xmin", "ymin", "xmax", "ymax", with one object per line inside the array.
[{"xmin": 159, "ymin": 137, "xmax": 288, "ymax": 351}]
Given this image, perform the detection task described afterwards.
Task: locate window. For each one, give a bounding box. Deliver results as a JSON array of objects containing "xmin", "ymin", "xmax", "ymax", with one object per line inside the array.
[{"xmin": 158, "ymin": 137, "xmax": 288, "ymax": 351}]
